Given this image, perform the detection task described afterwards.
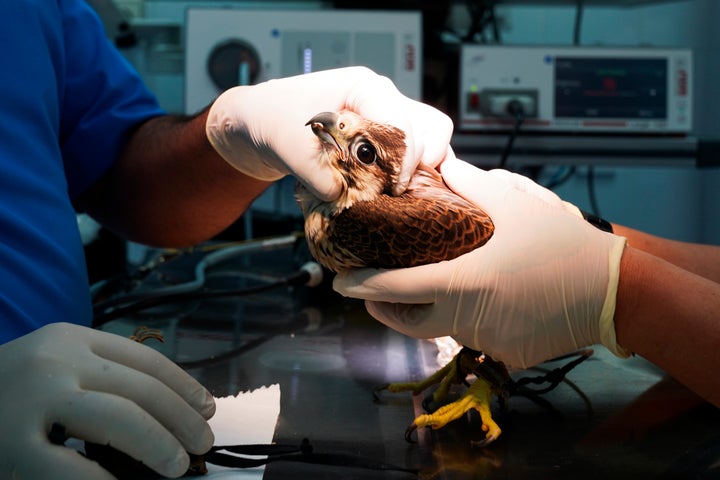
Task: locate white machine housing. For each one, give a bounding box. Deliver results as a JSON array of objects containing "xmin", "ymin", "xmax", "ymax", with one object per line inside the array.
[
  {"xmin": 459, "ymin": 45, "xmax": 692, "ymax": 134},
  {"xmin": 184, "ymin": 8, "xmax": 422, "ymax": 113}
]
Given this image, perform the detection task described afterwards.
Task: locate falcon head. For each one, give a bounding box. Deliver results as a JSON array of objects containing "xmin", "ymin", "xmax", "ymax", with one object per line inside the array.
[{"xmin": 297, "ymin": 111, "xmax": 407, "ymax": 214}]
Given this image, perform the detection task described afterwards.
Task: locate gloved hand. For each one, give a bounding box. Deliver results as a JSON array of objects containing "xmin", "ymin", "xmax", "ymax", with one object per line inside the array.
[
  {"xmin": 334, "ymin": 159, "xmax": 630, "ymax": 369},
  {"xmin": 206, "ymin": 66, "xmax": 454, "ymax": 201},
  {"xmin": 0, "ymin": 322, "xmax": 215, "ymax": 480},
  {"xmin": 483, "ymin": 168, "xmax": 584, "ymax": 218}
]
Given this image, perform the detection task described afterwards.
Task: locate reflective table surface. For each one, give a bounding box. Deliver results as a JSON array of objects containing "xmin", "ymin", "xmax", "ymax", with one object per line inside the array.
[{"xmin": 99, "ymin": 241, "xmax": 720, "ymax": 479}]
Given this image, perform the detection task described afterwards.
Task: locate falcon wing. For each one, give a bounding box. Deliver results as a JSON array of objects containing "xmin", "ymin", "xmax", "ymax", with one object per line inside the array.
[{"xmin": 329, "ymin": 180, "xmax": 493, "ymax": 269}]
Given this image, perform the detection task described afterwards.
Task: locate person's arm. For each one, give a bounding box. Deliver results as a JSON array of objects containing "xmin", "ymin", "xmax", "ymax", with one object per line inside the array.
[
  {"xmin": 76, "ymin": 110, "xmax": 272, "ymax": 247},
  {"xmin": 482, "ymin": 169, "xmax": 720, "ymax": 284},
  {"xmin": 79, "ymin": 67, "xmax": 456, "ymax": 248},
  {"xmin": 612, "ymin": 224, "xmax": 720, "ymax": 284},
  {"xmin": 614, "ymin": 246, "xmax": 720, "ymax": 407},
  {"xmin": 333, "ymin": 160, "xmax": 720, "ymax": 407}
]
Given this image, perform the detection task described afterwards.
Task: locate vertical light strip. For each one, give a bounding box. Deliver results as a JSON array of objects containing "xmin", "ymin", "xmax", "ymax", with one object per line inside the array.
[
  {"xmin": 303, "ymin": 47, "xmax": 313, "ymax": 74},
  {"xmin": 238, "ymin": 61, "xmax": 250, "ymax": 86}
]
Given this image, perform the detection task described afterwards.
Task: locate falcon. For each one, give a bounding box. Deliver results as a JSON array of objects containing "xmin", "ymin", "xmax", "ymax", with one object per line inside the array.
[
  {"xmin": 295, "ymin": 110, "xmax": 506, "ymax": 445},
  {"xmin": 296, "ymin": 111, "xmax": 494, "ymax": 272}
]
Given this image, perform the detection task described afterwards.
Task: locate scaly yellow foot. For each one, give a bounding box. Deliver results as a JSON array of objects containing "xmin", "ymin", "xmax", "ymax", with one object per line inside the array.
[
  {"xmin": 376, "ymin": 356, "xmax": 463, "ymax": 404},
  {"xmin": 408, "ymin": 378, "xmax": 501, "ymax": 446},
  {"xmin": 376, "ymin": 348, "xmax": 507, "ymax": 446}
]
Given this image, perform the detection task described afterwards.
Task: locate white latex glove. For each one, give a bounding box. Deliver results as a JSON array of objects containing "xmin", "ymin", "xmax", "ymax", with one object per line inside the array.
[
  {"xmin": 484, "ymin": 168, "xmax": 584, "ymax": 218},
  {"xmin": 0, "ymin": 323, "xmax": 215, "ymax": 479},
  {"xmin": 206, "ymin": 66, "xmax": 454, "ymax": 201},
  {"xmin": 334, "ymin": 159, "xmax": 630, "ymax": 369}
]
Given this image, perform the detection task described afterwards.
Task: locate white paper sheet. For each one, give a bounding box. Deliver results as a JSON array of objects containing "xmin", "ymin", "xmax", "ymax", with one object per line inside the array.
[{"xmin": 201, "ymin": 384, "xmax": 282, "ymax": 479}]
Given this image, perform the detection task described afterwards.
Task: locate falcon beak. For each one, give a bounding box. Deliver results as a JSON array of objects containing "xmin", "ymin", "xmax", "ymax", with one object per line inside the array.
[{"xmin": 306, "ymin": 112, "xmax": 343, "ymax": 153}]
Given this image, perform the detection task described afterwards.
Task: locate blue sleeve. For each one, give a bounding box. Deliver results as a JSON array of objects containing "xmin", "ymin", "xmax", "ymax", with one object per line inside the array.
[
  {"xmin": 0, "ymin": 0, "xmax": 164, "ymax": 342},
  {"xmin": 59, "ymin": 0, "xmax": 165, "ymax": 199}
]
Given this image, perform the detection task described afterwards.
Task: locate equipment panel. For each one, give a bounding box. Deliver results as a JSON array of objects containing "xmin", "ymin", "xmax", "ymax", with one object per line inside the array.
[
  {"xmin": 185, "ymin": 8, "xmax": 422, "ymax": 113},
  {"xmin": 459, "ymin": 45, "xmax": 692, "ymax": 134}
]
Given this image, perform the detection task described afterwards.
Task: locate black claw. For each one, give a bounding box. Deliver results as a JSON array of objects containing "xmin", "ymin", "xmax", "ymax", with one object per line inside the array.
[
  {"xmin": 373, "ymin": 383, "xmax": 390, "ymax": 403},
  {"xmin": 470, "ymin": 436, "xmax": 497, "ymax": 449},
  {"xmin": 421, "ymin": 391, "xmax": 437, "ymax": 412},
  {"xmin": 404, "ymin": 423, "xmax": 418, "ymax": 443}
]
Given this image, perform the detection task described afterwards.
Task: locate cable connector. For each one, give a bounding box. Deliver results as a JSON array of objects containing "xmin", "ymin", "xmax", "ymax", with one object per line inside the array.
[
  {"xmin": 506, "ymin": 99, "xmax": 526, "ymax": 119},
  {"xmin": 298, "ymin": 262, "xmax": 324, "ymax": 287}
]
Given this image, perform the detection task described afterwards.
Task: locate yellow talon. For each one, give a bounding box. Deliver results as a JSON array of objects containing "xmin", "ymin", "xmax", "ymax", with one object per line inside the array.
[
  {"xmin": 411, "ymin": 378, "xmax": 501, "ymax": 445},
  {"xmin": 383, "ymin": 347, "xmax": 593, "ymax": 447},
  {"xmin": 380, "ymin": 348, "xmax": 508, "ymax": 446}
]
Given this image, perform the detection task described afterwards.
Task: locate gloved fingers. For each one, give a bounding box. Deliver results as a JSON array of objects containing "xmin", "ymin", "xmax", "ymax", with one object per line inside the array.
[
  {"xmin": 365, "ymin": 300, "xmax": 452, "ymax": 340},
  {"xmin": 439, "ymin": 145, "xmax": 457, "ymax": 168},
  {"xmin": 48, "ymin": 390, "xmax": 191, "ymax": 478},
  {"xmin": 486, "ymin": 168, "xmax": 584, "ymax": 218},
  {"xmin": 85, "ymin": 330, "xmax": 215, "ymax": 420},
  {"xmin": 392, "ymin": 101, "xmax": 454, "ymax": 194},
  {"xmin": 439, "ymin": 159, "xmax": 516, "ymax": 216},
  {"xmin": 76, "ymin": 358, "xmax": 214, "ymax": 455},
  {"xmin": 344, "ymin": 68, "xmax": 405, "ymax": 122},
  {"xmin": 286, "ymin": 152, "xmax": 343, "ymax": 202},
  {"xmin": 485, "ymin": 168, "xmax": 584, "ymax": 217},
  {"xmin": 406, "ymin": 101, "xmax": 455, "ymax": 168},
  {"xmin": 561, "ymin": 200, "xmax": 584, "ymax": 217},
  {"xmin": 486, "ymin": 168, "xmax": 566, "ymax": 207},
  {"xmin": 19, "ymin": 441, "xmax": 117, "ymax": 480},
  {"xmin": 333, "ymin": 265, "xmax": 439, "ymax": 304}
]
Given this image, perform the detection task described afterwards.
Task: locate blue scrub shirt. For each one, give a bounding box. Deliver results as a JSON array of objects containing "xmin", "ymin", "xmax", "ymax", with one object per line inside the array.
[{"xmin": 0, "ymin": 0, "xmax": 164, "ymax": 343}]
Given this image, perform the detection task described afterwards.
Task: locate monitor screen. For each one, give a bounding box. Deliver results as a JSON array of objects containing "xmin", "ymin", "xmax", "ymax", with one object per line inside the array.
[{"xmin": 554, "ymin": 57, "xmax": 667, "ymax": 119}]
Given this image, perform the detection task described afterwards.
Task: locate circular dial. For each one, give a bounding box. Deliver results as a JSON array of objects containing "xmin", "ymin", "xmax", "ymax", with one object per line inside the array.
[{"xmin": 207, "ymin": 39, "xmax": 261, "ymax": 90}]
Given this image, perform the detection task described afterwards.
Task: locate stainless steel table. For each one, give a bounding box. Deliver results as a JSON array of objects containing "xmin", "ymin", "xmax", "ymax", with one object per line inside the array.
[{"xmin": 99, "ymin": 242, "xmax": 720, "ymax": 479}]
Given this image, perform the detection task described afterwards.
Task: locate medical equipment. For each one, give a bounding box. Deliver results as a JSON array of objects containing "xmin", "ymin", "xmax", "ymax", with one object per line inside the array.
[
  {"xmin": 459, "ymin": 45, "xmax": 692, "ymax": 134},
  {"xmin": 184, "ymin": 8, "xmax": 422, "ymax": 113}
]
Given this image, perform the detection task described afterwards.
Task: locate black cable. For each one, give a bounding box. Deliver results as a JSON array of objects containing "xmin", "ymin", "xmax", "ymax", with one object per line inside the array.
[
  {"xmin": 92, "ymin": 269, "xmax": 312, "ymax": 328},
  {"xmin": 487, "ymin": 1, "xmax": 501, "ymax": 43},
  {"xmin": 69, "ymin": 434, "xmax": 418, "ymax": 478},
  {"xmin": 573, "ymin": 0, "xmax": 584, "ymax": 45},
  {"xmin": 544, "ymin": 165, "xmax": 577, "ymax": 190},
  {"xmin": 463, "ymin": 0, "xmax": 484, "ymax": 43},
  {"xmin": 206, "ymin": 439, "xmax": 418, "ymax": 473},
  {"xmin": 464, "ymin": 0, "xmax": 501, "ymax": 44},
  {"xmin": 587, "ymin": 166, "xmax": 602, "ymax": 217},
  {"xmin": 513, "ymin": 349, "xmax": 593, "ymax": 395},
  {"xmin": 498, "ymin": 99, "xmax": 525, "ymax": 169},
  {"xmin": 175, "ymin": 315, "xmax": 308, "ymax": 370}
]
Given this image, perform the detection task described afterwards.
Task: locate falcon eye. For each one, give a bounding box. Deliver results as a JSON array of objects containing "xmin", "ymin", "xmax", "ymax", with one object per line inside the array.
[{"xmin": 356, "ymin": 143, "xmax": 378, "ymax": 165}]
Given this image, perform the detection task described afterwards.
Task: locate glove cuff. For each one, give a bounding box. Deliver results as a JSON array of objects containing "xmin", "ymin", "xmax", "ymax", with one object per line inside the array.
[{"xmin": 598, "ymin": 236, "xmax": 632, "ymax": 358}]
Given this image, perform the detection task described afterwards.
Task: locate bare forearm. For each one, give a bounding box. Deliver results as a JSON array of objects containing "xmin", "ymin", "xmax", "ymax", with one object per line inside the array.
[
  {"xmin": 78, "ymin": 110, "xmax": 271, "ymax": 246},
  {"xmin": 614, "ymin": 246, "xmax": 720, "ymax": 407},
  {"xmin": 613, "ymin": 224, "xmax": 720, "ymax": 283}
]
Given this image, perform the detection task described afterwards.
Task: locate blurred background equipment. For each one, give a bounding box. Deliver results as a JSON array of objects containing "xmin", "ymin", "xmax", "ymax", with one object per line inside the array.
[
  {"xmin": 91, "ymin": 0, "xmax": 720, "ymax": 252},
  {"xmin": 184, "ymin": 8, "xmax": 422, "ymax": 113},
  {"xmin": 459, "ymin": 45, "xmax": 692, "ymax": 135}
]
